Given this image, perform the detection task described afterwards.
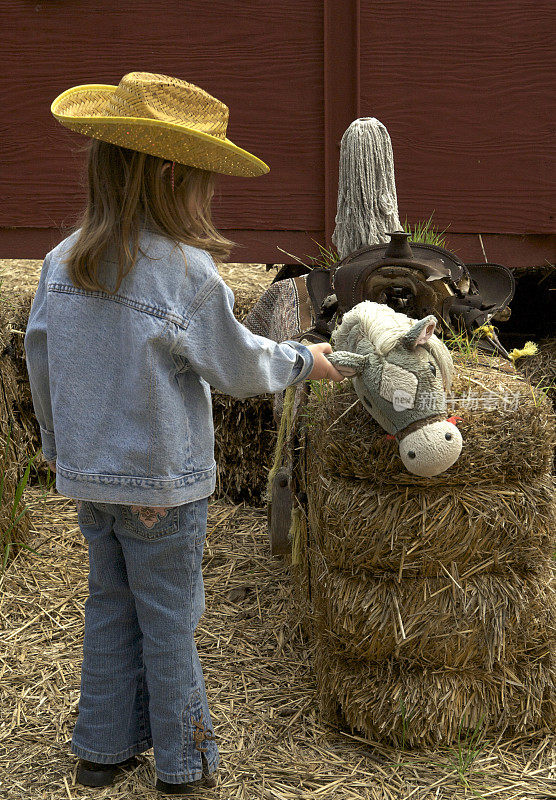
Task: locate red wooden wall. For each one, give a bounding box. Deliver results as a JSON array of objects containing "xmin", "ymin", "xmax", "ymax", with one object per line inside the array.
[{"xmin": 2, "ymin": 0, "xmax": 554, "ymax": 268}]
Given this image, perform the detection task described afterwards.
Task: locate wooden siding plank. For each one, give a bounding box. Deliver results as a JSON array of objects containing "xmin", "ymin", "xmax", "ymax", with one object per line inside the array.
[
  {"xmin": 359, "ymin": 0, "xmax": 555, "ymax": 234},
  {"xmin": 324, "ymin": 0, "xmax": 361, "ymax": 243},
  {"xmin": 0, "ymin": 0, "xmax": 324, "ymax": 231}
]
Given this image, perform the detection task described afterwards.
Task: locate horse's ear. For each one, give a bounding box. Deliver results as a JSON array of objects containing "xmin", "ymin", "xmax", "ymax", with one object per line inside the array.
[
  {"xmin": 401, "ymin": 315, "xmax": 437, "ymax": 350},
  {"xmin": 327, "ymin": 351, "xmax": 367, "ymax": 377}
]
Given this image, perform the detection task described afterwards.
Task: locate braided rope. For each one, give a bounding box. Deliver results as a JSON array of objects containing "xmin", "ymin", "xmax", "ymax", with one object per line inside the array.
[{"xmin": 265, "ymin": 384, "xmax": 297, "ymax": 502}]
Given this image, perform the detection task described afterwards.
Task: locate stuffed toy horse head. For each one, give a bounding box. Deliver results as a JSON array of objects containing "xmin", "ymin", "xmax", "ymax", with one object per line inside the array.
[{"xmin": 327, "ymin": 301, "xmax": 462, "ymax": 477}]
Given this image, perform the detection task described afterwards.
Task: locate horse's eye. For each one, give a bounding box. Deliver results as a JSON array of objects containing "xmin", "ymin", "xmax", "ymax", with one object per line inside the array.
[{"xmin": 429, "ymin": 362, "xmax": 437, "ymax": 377}]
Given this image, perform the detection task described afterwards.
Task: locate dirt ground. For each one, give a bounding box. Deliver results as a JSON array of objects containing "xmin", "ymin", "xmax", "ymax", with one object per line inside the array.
[{"xmin": 0, "ymin": 488, "xmax": 554, "ymax": 800}]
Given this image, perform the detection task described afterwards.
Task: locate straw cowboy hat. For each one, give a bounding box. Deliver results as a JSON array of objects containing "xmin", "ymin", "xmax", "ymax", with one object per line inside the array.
[{"xmin": 51, "ymin": 71, "xmax": 269, "ymax": 177}]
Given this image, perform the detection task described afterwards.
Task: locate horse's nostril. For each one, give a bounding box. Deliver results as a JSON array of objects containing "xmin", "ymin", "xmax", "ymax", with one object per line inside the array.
[
  {"xmin": 407, "ymin": 451, "xmax": 416, "ymax": 459},
  {"xmin": 445, "ymin": 433, "xmax": 452, "ymax": 441}
]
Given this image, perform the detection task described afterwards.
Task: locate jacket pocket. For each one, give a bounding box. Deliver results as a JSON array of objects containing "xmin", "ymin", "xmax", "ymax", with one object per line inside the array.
[{"xmin": 120, "ymin": 505, "xmax": 180, "ymax": 539}]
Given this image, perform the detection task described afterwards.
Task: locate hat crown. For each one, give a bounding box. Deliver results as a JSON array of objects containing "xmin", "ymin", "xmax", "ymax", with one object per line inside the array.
[{"xmin": 106, "ymin": 72, "xmax": 229, "ymax": 140}]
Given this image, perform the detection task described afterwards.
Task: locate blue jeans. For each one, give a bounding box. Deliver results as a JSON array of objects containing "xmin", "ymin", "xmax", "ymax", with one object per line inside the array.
[{"xmin": 70, "ymin": 497, "xmax": 219, "ymax": 784}]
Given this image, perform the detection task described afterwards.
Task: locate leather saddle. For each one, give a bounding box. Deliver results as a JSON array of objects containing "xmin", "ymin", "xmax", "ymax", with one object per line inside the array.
[{"xmin": 272, "ymin": 231, "xmax": 515, "ymax": 351}]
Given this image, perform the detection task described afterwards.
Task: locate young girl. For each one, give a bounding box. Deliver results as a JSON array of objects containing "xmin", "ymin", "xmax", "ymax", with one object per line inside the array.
[{"xmin": 24, "ymin": 72, "xmax": 343, "ymax": 795}]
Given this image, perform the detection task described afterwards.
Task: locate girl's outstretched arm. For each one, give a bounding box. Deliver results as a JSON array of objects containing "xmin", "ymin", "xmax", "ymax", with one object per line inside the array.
[{"xmin": 169, "ymin": 267, "xmax": 341, "ymax": 398}]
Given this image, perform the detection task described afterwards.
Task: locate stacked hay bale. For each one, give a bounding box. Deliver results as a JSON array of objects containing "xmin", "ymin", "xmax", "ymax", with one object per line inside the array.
[
  {"xmin": 0, "ymin": 427, "xmax": 31, "ymax": 563},
  {"xmin": 211, "ymin": 271, "xmax": 276, "ymax": 505},
  {"xmin": 213, "ymin": 390, "xmax": 275, "ymax": 504},
  {"xmin": 0, "ymin": 290, "xmax": 38, "ymax": 463},
  {"xmin": 517, "ymin": 337, "xmax": 556, "ymax": 472},
  {"xmin": 1, "ymin": 259, "xmax": 275, "ymax": 505},
  {"xmin": 296, "ymin": 354, "xmax": 556, "ymax": 746},
  {"xmin": 0, "ymin": 291, "xmax": 35, "ymax": 556},
  {"xmin": 524, "ymin": 337, "xmax": 556, "ymax": 403}
]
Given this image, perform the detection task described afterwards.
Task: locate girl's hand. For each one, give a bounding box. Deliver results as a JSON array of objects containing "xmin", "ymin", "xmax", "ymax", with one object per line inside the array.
[{"xmin": 306, "ymin": 343, "xmax": 345, "ymax": 382}]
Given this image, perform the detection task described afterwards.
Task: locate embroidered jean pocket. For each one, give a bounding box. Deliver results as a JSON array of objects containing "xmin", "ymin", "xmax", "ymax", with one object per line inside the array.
[
  {"xmin": 75, "ymin": 499, "xmax": 97, "ymax": 527},
  {"xmin": 120, "ymin": 505, "xmax": 180, "ymax": 539}
]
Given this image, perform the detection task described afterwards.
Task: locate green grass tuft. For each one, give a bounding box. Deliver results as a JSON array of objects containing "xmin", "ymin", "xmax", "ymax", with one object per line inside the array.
[
  {"xmin": 449, "ymin": 715, "xmax": 487, "ymax": 795},
  {"xmin": 403, "ymin": 213, "xmax": 449, "ymax": 248},
  {"xmin": 308, "ymin": 239, "xmax": 341, "ymax": 269}
]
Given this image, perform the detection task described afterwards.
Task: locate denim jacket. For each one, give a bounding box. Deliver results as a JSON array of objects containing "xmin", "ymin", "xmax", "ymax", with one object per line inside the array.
[{"xmin": 24, "ymin": 230, "xmax": 314, "ymax": 505}]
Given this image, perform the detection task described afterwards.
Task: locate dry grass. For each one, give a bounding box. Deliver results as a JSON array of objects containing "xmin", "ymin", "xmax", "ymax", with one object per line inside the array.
[{"xmin": 1, "ymin": 488, "xmax": 555, "ymax": 799}]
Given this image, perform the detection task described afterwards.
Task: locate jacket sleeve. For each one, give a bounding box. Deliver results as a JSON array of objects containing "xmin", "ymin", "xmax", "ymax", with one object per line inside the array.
[
  {"xmin": 173, "ymin": 272, "xmax": 314, "ymax": 399},
  {"xmin": 23, "ymin": 252, "xmax": 57, "ymax": 461}
]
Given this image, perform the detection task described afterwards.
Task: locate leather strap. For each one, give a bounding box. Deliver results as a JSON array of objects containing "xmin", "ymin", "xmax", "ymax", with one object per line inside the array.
[
  {"xmin": 395, "ymin": 414, "xmax": 445, "ymax": 442},
  {"xmin": 292, "ymin": 275, "xmax": 314, "ymax": 335},
  {"xmin": 290, "ymin": 275, "xmax": 330, "ymax": 343}
]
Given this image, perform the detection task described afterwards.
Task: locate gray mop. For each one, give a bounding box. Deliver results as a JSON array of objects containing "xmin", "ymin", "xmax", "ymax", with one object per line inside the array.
[{"xmin": 332, "ymin": 117, "xmax": 402, "ymax": 259}]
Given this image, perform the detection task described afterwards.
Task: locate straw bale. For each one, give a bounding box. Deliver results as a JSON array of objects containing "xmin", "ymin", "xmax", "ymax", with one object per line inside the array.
[
  {"xmin": 0, "ymin": 433, "xmax": 31, "ymax": 559},
  {"xmin": 313, "ymin": 634, "xmax": 556, "ymax": 747},
  {"xmin": 309, "ymin": 553, "xmax": 555, "ymax": 669},
  {"xmin": 210, "ymin": 277, "xmax": 278, "ymax": 505},
  {"xmin": 304, "ymin": 353, "xmax": 556, "ymax": 486},
  {"xmin": 0, "ymin": 284, "xmax": 41, "ymax": 556},
  {"xmin": 0, "ymin": 258, "xmax": 275, "ymax": 297},
  {"xmin": 210, "ymin": 281, "xmax": 278, "ymax": 504},
  {"xmin": 0, "ymin": 292, "xmax": 38, "ymax": 556},
  {"xmin": 213, "ymin": 389, "xmax": 276, "ymax": 505},
  {"xmin": 306, "ymin": 467, "xmax": 556, "ymax": 575},
  {"xmin": 0, "ymin": 291, "xmax": 39, "ymax": 466},
  {"xmin": 515, "ymin": 337, "xmax": 556, "ymax": 406},
  {"xmin": 517, "ymin": 337, "xmax": 556, "ymax": 473}
]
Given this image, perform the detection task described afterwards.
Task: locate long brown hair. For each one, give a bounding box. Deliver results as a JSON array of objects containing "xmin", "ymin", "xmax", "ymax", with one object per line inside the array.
[{"xmin": 65, "ymin": 139, "xmax": 235, "ymax": 294}]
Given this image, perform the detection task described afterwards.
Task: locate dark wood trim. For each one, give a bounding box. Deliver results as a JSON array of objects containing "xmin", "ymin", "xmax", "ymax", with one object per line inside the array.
[
  {"xmin": 1, "ymin": 227, "xmax": 553, "ymax": 270},
  {"xmin": 441, "ymin": 233, "xmax": 555, "ymax": 271},
  {"xmin": 323, "ymin": 0, "xmax": 361, "ymax": 245},
  {"xmin": 0, "ymin": 228, "xmax": 326, "ymax": 265}
]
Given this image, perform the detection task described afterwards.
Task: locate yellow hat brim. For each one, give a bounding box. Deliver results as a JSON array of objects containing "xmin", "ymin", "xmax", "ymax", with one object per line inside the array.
[{"xmin": 51, "ymin": 84, "xmax": 269, "ymax": 178}]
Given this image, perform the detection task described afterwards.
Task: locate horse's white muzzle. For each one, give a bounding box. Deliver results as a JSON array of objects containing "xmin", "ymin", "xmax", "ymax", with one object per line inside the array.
[{"xmin": 399, "ymin": 420, "xmax": 463, "ymax": 477}]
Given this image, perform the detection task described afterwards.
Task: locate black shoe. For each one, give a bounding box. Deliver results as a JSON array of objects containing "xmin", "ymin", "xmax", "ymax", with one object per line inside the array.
[
  {"xmin": 156, "ymin": 762, "xmax": 217, "ymax": 795},
  {"xmin": 76, "ymin": 756, "xmax": 138, "ymax": 787},
  {"xmin": 155, "ymin": 775, "xmax": 217, "ymax": 795},
  {"xmin": 155, "ymin": 779, "xmax": 197, "ymax": 796}
]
